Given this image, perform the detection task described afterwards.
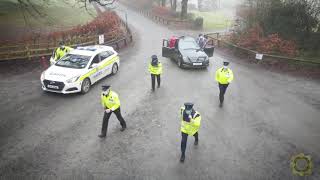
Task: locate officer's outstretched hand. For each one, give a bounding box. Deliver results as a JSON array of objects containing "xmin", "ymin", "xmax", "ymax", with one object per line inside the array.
[{"xmin": 105, "ymin": 109, "xmax": 111, "ymax": 113}]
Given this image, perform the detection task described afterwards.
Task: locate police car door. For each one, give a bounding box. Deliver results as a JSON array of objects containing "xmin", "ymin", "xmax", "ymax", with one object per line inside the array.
[
  {"xmin": 88, "ymin": 54, "xmax": 102, "ymax": 83},
  {"xmin": 99, "ymin": 51, "xmax": 113, "ymax": 77}
]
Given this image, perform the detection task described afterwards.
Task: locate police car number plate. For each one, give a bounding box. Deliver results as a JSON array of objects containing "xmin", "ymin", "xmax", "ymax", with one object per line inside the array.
[
  {"xmin": 193, "ymin": 63, "xmax": 202, "ymax": 66},
  {"xmin": 47, "ymin": 85, "xmax": 59, "ymax": 89}
]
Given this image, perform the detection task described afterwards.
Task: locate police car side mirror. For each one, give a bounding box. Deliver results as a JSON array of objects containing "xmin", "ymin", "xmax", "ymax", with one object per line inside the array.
[{"xmin": 90, "ymin": 63, "xmax": 98, "ymax": 69}]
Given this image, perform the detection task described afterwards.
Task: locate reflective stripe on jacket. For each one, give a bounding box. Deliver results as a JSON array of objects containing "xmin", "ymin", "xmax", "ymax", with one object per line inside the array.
[
  {"xmin": 180, "ymin": 107, "xmax": 201, "ymax": 136},
  {"xmin": 101, "ymin": 91, "xmax": 121, "ymax": 111},
  {"xmin": 215, "ymin": 67, "xmax": 234, "ymax": 84},
  {"xmin": 148, "ymin": 62, "xmax": 163, "ymax": 75},
  {"xmin": 54, "ymin": 46, "xmax": 72, "ymax": 60}
]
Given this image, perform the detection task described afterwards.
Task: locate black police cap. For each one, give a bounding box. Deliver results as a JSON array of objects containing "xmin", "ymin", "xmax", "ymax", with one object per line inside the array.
[
  {"xmin": 223, "ymin": 61, "xmax": 230, "ymax": 66},
  {"xmin": 102, "ymin": 85, "xmax": 111, "ymax": 91},
  {"xmin": 184, "ymin": 102, "xmax": 194, "ymax": 110},
  {"xmin": 151, "ymin": 55, "xmax": 158, "ymax": 60}
]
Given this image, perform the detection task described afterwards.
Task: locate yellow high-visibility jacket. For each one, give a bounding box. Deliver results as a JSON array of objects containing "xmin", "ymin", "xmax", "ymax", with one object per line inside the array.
[
  {"xmin": 101, "ymin": 91, "xmax": 121, "ymax": 111},
  {"xmin": 148, "ymin": 62, "xmax": 163, "ymax": 75},
  {"xmin": 54, "ymin": 46, "xmax": 72, "ymax": 61},
  {"xmin": 180, "ymin": 107, "xmax": 201, "ymax": 136},
  {"xmin": 215, "ymin": 67, "xmax": 234, "ymax": 84}
]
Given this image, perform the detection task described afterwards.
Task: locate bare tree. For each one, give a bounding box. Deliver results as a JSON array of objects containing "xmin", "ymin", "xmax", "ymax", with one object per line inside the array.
[
  {"xmin": 307, "ymin": 0, "xmax": 320, "ymax": 19},
  {"xmin": 77, "ymin": 0, "xmax": 116, "ymax": 11},
  {"xmin": 170, "ymin": 0, "xmax": 177, "ymax": 11},
  {"xmin": 198, "ymin": 0, "xmax": 203, "ymax": 11},
  {"xmin": 17, "ymin": 0, "xmax": 116, "ymax": 16},
  {"xmin": 161, "ymin": 0, "xmax": 166, "ymax": 7},
  {"xmin": 181, "ymin": 0, "xmax": 188, "ymax": 19},
  {"xmin": 89, "ymin": 0, "xmax": 116, "ymax": 6}
]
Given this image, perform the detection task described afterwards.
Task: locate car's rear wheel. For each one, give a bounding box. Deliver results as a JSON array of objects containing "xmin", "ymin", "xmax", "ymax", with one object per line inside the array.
[
  {"xmin": 112, "ymin": 63, "xmax": 118, "ymax": 75},
  {"xmin": 81, "ymin": 78, "xmax": 91, "ymax": 94}
]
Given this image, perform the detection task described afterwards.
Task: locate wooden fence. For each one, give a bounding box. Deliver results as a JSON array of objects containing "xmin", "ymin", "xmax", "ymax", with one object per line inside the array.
[
  {"xmin": 0, "ymin": 18, "xmax": 133, "ymax": 61},
  {"xmin": 206, "ymin": 32, "xmax": 320, "ymax": 65},
  {"xmin": 138, "ymin": 10, "xmax": 197, "ymax": 29}
]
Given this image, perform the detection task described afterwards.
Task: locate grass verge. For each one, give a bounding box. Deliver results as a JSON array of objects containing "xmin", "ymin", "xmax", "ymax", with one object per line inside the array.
[
  {"xmin": 191, "ymin": 10, "xmax": 233, "ymax": 31},
  {"xmin": 0, "ymin": 0, "xmax": 97, "ymax": 30}
]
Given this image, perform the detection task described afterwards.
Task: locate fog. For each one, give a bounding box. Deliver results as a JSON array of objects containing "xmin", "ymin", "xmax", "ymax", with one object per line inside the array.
[{"xmin": 186, "ymin": 0, "xmax": 243, "ymax": 8}]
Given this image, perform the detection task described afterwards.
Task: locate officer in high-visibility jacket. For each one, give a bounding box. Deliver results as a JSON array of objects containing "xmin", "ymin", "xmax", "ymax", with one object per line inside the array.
[
  {"xmin": 148, "ymin": 55, "xmax": 163, "ymax": 91},
  {"xmin": 54, "ymin": 41, "xmax": 72, "ymax": 61},
  {"xmin": 179, "ymin": 103, "xmax": 201, "ymax": 163},
  {"xmin": 99, "ymin": 85, "xmax": 127, "ymax": 138},
  {"xmin": 215, "ymin": 61, "xmax": 234, "ymax": 107}
]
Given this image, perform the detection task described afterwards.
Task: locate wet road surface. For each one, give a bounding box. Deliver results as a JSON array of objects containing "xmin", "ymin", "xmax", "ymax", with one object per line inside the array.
[{"xmin": 0, "ymin": 3, "xmax": 320, "ymax": 180}]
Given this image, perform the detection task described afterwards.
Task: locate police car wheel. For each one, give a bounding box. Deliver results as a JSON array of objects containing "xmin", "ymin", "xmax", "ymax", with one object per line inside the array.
[
  {"xmin": 81, "ymin": 78, "xmax": 91, "ymax": 94},
  {"xmin": 112, "ymin": 63, "xmax": 118, "ymax": 75}
]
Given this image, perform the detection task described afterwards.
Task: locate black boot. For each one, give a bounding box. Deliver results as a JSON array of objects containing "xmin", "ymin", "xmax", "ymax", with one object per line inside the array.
[
  {"xmin": 98, "ymin": 134, "xmax": 106, "ymax": 138},
  {"xmin": 194, "ymin": 140, "xmax": 199, "ymax": 146},
  {"xmin": 120, "ymin": 125, "xmax": 126, "ymax": 132},
  {"xmin": 180, "ymin": 154, "xmax": 185, "ymax": 163},
  {"xmin": 219, "ymin": 100, "xmax": 223, "ymax": 107}
]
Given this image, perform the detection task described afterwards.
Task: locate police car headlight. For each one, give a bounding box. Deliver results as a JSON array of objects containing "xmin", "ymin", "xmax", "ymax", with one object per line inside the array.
[
  {"xmin": 66, "ymin": 76, "xmax": 80, "ymax": 83},
  {"xmin": 40, "ymin": 71, "xmax": 46, "ymax": 81}
]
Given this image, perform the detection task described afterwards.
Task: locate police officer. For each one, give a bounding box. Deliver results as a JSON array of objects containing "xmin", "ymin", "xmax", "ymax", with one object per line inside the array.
[
  {"xmin": 99, "ymin": 85, "xmax": 127, "ymax": 138},
  {"xmin": 54, "ymin": 41, "xmax": 72, "ymax": 61},
  {"xmin": 148, "ymin": 55, "xmax": 163, "ymax": 91},
  {"xmin": 179, "ymin": 103, "xmax": 201, "ymax": 163},
  {"xmin": 215, "ymin": 61, "xmax": 234, "ymax": 107}
]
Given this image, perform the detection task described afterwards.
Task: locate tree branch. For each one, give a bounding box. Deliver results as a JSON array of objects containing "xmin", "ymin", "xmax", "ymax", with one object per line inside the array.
[{"xmin": 89, "ymin": 0, "xmax": 116, "ymax": 6}]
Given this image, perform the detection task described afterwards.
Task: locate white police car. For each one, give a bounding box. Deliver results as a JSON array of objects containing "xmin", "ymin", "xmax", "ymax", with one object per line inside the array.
[{"xmin": 40, "ymin": 45, "xmax": 120, "ymax": 94}]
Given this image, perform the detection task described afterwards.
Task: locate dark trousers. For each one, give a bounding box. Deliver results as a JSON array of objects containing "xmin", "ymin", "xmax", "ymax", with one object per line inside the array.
[
  {"xmin": 218, "ymin": 83, "xmax": 229, "ymax": 104},
  {"xmin": 101, "ymin": 108, "xmax": 126, "ymax": 135},
  {"xmin": 181, "ymin": 132, "xmax": 199, "ymax": 155},
  {"xmin": 151, "ymin": 74, "xmax": 161, "ymax": 90}
]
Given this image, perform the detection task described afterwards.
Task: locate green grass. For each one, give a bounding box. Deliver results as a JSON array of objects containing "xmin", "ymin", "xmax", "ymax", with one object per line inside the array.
[
  {"xmin": 0, "ymin": 0, "xmax": 97, "ymax": 30},
  {"xmin": 191, "ymin": 11, "xmax": 233, "ymax": 31}
]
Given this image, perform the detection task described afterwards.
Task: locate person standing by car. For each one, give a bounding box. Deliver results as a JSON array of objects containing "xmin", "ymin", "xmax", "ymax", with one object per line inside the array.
[
  {"xmin": 169, "ymin": 36, "xmax": 177, "ymax": 49},
  {"xmin": 99, "ymin": 85, "xmax": 127, "ymax": 138},
  {"xmin": 197, "ymin": 34, "xmax": 206, "ymax": 49},
  {"xmin": 179, "ymin": 102, "xmax": 201, "ymax": 163},
  {"xmin": 54, "ymin": 41, "xmax": 72, "ymax": 61},
  {"xmin": 215, "ymin": 61, "xmax": 234, "ymax": 107},
  {"xmin": 148, "ymin": 55, "xmax": 163, "ymax": 91}
]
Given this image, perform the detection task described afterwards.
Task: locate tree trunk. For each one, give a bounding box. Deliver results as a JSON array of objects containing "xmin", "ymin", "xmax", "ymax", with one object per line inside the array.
[
  {"xmin": 198, "ymin": 0, "xmax": 203, "ymax": 11},
  {"xmin": 172, "ymin": 0, "xmax": 177, "ymax": 11},
  {"xmin": 161, "ymin": 0, "xmax": 166, "ymax": 7},
  {"xmin": 181, "ymin": 0, "xmax": 188, "ymax": 19}
]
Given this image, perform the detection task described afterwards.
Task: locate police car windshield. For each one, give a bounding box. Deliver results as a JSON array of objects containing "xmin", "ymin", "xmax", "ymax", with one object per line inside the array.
[
  {"xmin": 179, "ymin": 40, "xmax": 200, "ymax": 50},
  {"xmin": 55, "ymin": 54, "xmax": 90, "ymax": 69}
]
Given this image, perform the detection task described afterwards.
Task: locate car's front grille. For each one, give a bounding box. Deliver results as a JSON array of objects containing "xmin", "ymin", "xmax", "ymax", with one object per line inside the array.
[
  {"xmin": 43, "ymin": 80, "xmax": 65, "ymax": 91},
  {"xmin": 190, "ymin": 56, "xmax": 207, "ymax": 62}
]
